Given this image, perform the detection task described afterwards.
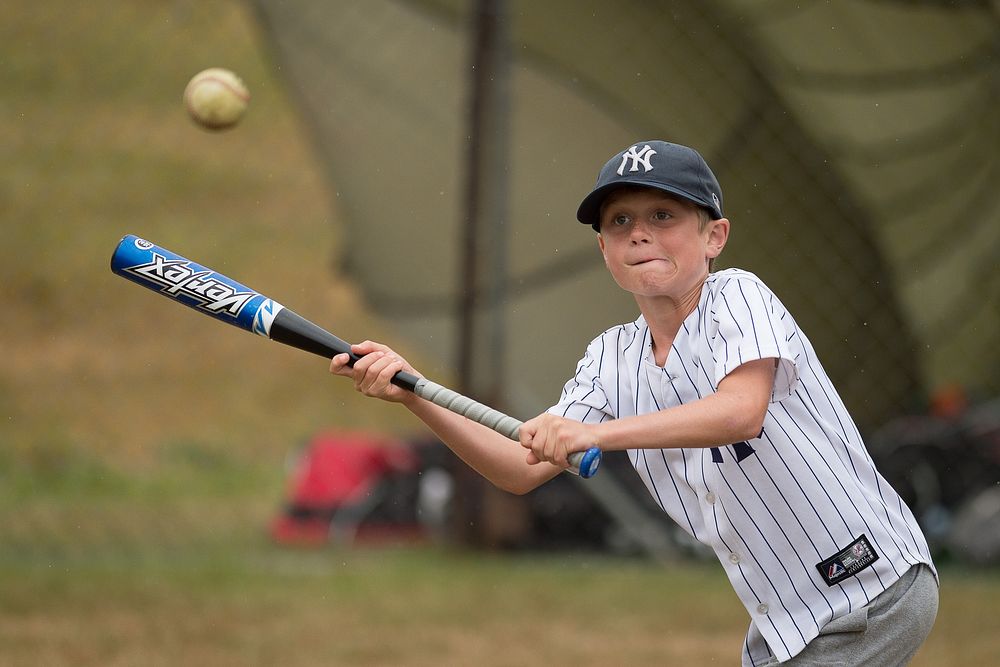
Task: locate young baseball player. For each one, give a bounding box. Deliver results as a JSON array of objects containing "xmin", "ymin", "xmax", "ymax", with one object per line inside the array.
[{"xmin": 330, "ymin": 140, "xmax": 938, "ymax": 665}]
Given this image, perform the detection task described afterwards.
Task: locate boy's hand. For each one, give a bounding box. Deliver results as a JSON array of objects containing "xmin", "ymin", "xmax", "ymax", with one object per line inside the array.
[
  {"xmin": 519, "ymin": 413, "xmax": 597, "ymax": 468},
  {"xmin": 329, "ymin": 340, "xmax": 421, "ymax": 404}
]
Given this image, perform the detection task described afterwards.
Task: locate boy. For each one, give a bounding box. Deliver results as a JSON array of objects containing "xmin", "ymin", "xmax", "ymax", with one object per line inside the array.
[{"xmin": 331, "ymin": 140, "xmax": 938, "ymax": 665}]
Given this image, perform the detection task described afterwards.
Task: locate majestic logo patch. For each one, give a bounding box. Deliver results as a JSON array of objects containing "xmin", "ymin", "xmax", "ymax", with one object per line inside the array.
[
  {"xmin": 816, "ymin": 534, "xmax": 879, "ymax": 586},
  {"xmin": 123, "ymin": 253, "xmax": 256, "ymax": 317},
  {"xmin": 617, "ymin": 144, "xmax": 657, "ymax": 175}
]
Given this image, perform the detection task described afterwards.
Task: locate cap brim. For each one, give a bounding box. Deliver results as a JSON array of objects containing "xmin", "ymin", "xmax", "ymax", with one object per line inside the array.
[{"xmin": 576, "ymin": 179, "xmax": 721, "ymax": 231}]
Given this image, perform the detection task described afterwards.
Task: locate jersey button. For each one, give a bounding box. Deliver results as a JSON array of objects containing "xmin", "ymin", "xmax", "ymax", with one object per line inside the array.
[
  {"xmin": 728, "ymin": 552, "xmax": 741, "ymax": 564},
  {"xmin": 757, "ymin": 603, "xmax": 769, "ymax": 615},
  {"xmin": 705, "ymin": 492, "xmax": 717, "ymax": 504}
]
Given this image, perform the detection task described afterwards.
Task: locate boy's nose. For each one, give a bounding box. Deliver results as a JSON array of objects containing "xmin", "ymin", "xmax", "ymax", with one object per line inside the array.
[{"xmin": 629, "ymin": 222, "xmax": 652, "ymax": 243}]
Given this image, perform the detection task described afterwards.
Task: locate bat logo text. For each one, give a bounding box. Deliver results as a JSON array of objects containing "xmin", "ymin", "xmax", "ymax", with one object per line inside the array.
[{"xmin": 124, "ymin": 253, "xmax": 257, "ymax": 316}]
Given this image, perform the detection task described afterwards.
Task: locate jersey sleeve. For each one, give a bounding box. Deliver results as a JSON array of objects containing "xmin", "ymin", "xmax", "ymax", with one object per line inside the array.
[
  {"xmin": 547, "ymin": 338, "xmax": 615, "ymax": 424},
  {"xmin": 712, "ymin": 275, "xmax": 799, "ymax": 402}
]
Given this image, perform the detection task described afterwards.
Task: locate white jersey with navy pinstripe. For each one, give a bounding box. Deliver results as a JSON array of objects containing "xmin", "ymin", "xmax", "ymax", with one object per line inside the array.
[{"xmin": 548, "ymin": 269, "xmax": 935, "ymax": 665}]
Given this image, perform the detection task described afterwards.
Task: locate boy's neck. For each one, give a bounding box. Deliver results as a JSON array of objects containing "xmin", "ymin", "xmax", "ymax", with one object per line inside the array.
[{"xmin": 636, "ymin": 277, "xmax": 707, "ymax": 366}]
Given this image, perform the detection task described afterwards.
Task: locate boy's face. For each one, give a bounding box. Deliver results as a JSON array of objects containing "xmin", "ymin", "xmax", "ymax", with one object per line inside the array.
[{"xmin": 597, "ymin": 188, "xmax": 729, "ymax": 303}]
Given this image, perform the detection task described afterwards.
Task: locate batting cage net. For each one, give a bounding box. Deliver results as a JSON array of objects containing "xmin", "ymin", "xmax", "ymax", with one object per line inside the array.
[
  {"xmin": 237, "ymin": 0, "xmax": 1000, "ymax": 557},
  {"xmin": 249, "ymin": 0, "xmax": 999, "ymax": 432}
]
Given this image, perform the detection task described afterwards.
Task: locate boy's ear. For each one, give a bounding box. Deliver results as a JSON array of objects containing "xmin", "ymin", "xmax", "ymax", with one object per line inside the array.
[
  {"xmin": 706, "ymin": 218, "xmax": 730, "ymax": 259},
  {"xmin": 597, "ymin": 233, "xmax": 611, "ymax": 271}
]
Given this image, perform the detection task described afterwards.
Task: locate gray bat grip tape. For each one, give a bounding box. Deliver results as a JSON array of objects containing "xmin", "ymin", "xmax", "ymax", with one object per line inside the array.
[{"xmin": 412, "ymin": 378, "xmax": 583, "ymax": 475}]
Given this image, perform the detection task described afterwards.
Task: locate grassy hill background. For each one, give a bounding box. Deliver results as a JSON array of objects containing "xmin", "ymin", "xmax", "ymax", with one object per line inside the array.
[
  {"xmin": 2, "ymin": 1, "xmax": 426, "ymax": 471},
  {"xmin": 0, "ymin": 0, "xmax": 436, "ymax": 558}
]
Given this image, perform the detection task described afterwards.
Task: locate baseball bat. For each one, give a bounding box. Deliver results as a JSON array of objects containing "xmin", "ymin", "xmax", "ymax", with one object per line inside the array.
[{"xmin": 109, "ymin": 235, "xmax": 602, "ymax": 478}]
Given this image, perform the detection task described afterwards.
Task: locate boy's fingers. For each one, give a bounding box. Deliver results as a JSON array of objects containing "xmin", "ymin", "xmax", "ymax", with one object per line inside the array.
[
  {"xmin": 329, "ymin": 352, "xmax": 356, "ymax": 377},
  {"xmin": 371, "ymin": 359, "xmax": 405, "ymax": 395},
  {"xmin": 358, "ymin": 353, "xmax": 391, "ymax": 392},
  {"xmin": 518, "ymin": 422, "xmax": 534, "ymax": 449}
]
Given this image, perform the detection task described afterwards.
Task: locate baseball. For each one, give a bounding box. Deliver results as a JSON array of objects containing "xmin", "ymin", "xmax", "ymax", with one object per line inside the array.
[{"xmin": 183, "ymin": 68, "xmax": 249, "ymax": 131}]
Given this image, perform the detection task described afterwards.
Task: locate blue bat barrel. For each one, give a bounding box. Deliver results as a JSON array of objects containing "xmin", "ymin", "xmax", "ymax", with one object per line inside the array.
[{"xmin": 110, "ymin": 234, "xmax": 281, "ymax": 337}]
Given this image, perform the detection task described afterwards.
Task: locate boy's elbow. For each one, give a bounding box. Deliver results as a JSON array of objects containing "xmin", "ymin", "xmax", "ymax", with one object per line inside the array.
[
  {"xmin": 744, "ymin": 416, "xmax": 766, "ymax": 441},
  {"xmin": 499, "ymin": 477, "xmax": 541, "ymax": 496},
  {"xmin": 494, "ymin": 467, "xmax": 554, "ymax": 496},
  {"xmin": 741, "ymin": 406, "xmax": 768, "ymax": 441},
  {"xmin": 501, "ymin": 482, "xmax": 530, "ymax": 496},
  {"xmin": 725, "ymin": 405, "xmax": 767, "ymax": 442}
]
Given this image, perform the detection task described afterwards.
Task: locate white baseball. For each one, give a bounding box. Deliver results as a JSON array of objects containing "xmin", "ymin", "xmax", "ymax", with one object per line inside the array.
[{"xmin": 183, "ymin": 68, "xmax": 250, "ymax": 131}]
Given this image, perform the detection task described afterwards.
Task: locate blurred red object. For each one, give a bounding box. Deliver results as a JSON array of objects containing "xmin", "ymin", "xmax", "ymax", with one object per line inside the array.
[
  {"xmin": 928, "ymin": 383, "xmax": 968, "ymax": 420},
  {"xmin": 270, "ymin": 430, "xmax": 420, "ymax": 547}
]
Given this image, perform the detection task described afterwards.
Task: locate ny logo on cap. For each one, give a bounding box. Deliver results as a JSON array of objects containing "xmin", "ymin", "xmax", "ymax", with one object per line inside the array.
[{"xmin": 617, "ymin": 144, "xmax": 656, "ymax": 175}]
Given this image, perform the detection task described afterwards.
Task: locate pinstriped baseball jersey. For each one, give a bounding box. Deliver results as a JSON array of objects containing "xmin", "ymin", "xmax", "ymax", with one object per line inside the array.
[{"xmin": 548, "ymin": 269, "xmax": 935, "ymax": 665}]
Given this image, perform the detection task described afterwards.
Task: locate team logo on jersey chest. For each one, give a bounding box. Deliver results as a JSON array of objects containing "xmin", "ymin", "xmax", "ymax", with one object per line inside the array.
[
  {"xmin": 710, "ymin": 441, "xmax": 756, "ymax": 463},
  {"xmin": 711, "ymin": 430, "xmax": 763, "ymax": 464},
  {"xmin": 816, "ymin": 534, "xmax": 879, "ymax": 586}
]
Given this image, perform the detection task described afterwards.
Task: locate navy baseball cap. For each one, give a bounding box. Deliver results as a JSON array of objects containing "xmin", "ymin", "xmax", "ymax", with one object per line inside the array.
[{"xmin": 576, "ymin": 140, "xmax": 724, "ymax": 231}]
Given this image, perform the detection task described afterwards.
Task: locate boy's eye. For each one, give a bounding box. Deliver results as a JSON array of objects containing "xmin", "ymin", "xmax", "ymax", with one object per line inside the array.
[
  {"xmin": 612, "ymin": 213, "xmax": 631, "ymax": 226},
  {"xmin": 653, "ymin": 210, "xmax": 671, "ymax": 221}
]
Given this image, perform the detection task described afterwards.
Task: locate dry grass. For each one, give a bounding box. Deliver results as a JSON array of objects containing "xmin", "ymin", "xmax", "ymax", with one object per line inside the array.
[
  {"xmin": 0, "ymin": 546, "xmax": 754, "ymax": 666},
  {"xmin": 0, "ymin": 535, "xmax": 995, "ymax": 666}
]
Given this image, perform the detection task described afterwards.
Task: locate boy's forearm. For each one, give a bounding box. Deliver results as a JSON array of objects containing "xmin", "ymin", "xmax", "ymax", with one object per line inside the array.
[
  {"xmin": 592, "ymin": 358, "xmax": 774, "ymax": 452},
  {"xmin": 403, "ymin": 395, "xmax": 561, "ymax": 495},
  {"xmin": 593, "ymin": 390, "xmax": 766, "ymax": 452},
  {"xmin": 596, "ymin": 359, "xmax": 776, "ymax": 449}
]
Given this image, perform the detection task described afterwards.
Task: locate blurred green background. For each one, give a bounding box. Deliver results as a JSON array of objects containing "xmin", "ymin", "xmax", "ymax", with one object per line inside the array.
[{"xmin": 1, "ymin": 1, "xmax": 997, "ymax": 665}]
